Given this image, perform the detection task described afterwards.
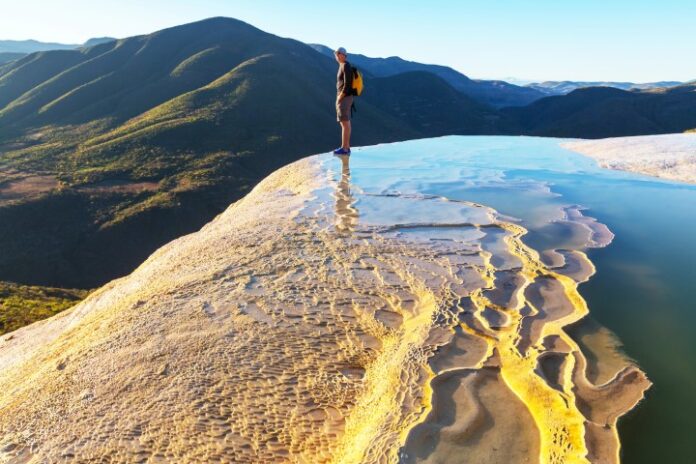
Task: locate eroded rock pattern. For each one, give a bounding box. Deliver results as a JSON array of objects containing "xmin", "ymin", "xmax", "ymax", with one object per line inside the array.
[{"xmin": 0, "ymin": 153, "xmax": 650, "ymax": 463}]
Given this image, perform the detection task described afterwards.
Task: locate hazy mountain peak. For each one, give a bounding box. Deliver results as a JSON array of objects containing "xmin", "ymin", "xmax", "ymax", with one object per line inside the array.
[
  {"xmin": 527, "ymin": 80, "xmax": 684, "ymax": 96},
  {"xmin": 82, "ymin": 37, "xmax": 116, "ymax": 48},
  {"xmin": 0, "ymin": 38, "xmax": 78, "ymax": 53}
]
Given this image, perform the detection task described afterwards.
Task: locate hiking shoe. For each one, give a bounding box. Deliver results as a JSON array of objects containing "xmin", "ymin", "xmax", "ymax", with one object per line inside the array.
[{"xmin": 333, "ymin": 147, "xmax": 351, "ymax": 155}]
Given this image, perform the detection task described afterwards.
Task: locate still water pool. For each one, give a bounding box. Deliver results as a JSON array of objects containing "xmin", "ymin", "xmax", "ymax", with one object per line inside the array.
[{"xmin": 344, "ymin": 136, "xmax": 695, "ymax": 463}]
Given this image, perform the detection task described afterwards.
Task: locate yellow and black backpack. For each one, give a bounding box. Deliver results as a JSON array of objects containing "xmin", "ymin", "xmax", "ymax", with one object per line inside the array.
[{"xmin": 351, "ymin": 66, "xmax": 364, "ymax": 96}]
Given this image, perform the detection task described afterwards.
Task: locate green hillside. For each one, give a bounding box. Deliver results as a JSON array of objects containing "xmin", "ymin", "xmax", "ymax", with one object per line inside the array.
[{"xmin": 0, "ymin": 282, "xmax": 88, "ymax": 335}]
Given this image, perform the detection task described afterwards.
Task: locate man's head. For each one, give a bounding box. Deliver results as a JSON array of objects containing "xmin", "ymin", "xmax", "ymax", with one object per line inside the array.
[{"xmin": 334, "ymin": 47, "xmax": 347, "ymax": 63}]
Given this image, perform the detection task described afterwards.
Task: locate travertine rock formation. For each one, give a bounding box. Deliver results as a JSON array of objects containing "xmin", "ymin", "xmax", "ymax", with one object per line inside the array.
[
  {"xmin": 562, "ymin": 133, "xmax": 696, "ymax": 184},
  {"xmin": 0, "ymin": 151, "xmax": 650, "ymax": 463}
]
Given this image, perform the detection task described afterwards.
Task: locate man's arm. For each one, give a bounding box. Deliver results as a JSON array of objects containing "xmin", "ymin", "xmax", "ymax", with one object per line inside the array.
[{"xmin": 339, "ymin": 63, "xmax": 353, "ymax": 99}]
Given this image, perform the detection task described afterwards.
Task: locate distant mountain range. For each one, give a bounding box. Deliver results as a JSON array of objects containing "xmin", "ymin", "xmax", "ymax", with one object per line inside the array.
[
  {"xmin": 0, "ymin": 39, "xmax": 78, "ymax": 53},
  {"xmin": 309, "ymin": 44, "xmax": 545, "ymax": 108},
  {"xmin": 0, "ymin": 37, "xmax": 115, "ymax": 63},
  {"xmin": 503, "ymin": 84, "xmax": 696, "ymax": 138},
  {"xmin": 1, "ymin": 37, "xmax": 684, "ymax": 101},
  {"xmin": 526, "ymin": 80, "xmax": 683, "ymax": 95},
  {"xmin": 0, "ymin": 17, "xmax": 694, "ymax": 320}
]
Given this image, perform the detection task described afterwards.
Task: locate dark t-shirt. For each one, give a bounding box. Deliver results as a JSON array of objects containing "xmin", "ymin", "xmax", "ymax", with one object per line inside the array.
[{"xmin": 336, "ymin": 61, "xmax": 354, "ymax": 97}]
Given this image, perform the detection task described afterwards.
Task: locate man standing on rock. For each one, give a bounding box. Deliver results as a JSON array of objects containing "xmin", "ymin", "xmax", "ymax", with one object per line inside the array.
[{"xmin": 333, "ymin": 47, "xmax": 353, "ymax": 155}]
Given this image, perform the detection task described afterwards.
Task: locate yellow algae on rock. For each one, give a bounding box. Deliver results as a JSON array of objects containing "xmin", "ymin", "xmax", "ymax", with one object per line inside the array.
[{"xmin": 0, "ymin": 153, "xmax": 649, "ymax": 463}]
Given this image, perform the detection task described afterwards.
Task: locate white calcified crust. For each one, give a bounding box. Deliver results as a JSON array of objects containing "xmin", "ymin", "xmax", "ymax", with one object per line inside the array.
[
  {"xmin": 0, "ymin": 153, "xmax": 650, "ymax": 464},
  {"xmin": 561, "ymin": 133, "xmax": 696, "ymax": 184}
]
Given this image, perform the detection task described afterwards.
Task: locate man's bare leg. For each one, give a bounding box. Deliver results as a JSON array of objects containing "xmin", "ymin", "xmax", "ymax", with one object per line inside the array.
[{"xmin": 340, "ymin": 120, "xmax": 351, "ymax": 150}]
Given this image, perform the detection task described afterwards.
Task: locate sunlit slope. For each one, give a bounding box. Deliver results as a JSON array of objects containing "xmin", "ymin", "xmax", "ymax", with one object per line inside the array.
[
  {"xmin": 70, "ymin": 52, "xmax": 414, "ymax": 177},
  {"xmin": 0, "ymin": 150, "xmax": 649, "ymax": 463},
  {"xmin": 0, "ymin": 281, "xmax": 87, "ymax": 335},
  {"xmin": 0, "ymin": 49, "xmax": 96, "ymax": 109},
  {"xmin": 0, "ymin": 18, "xmax": 315, "ymax": 129}
]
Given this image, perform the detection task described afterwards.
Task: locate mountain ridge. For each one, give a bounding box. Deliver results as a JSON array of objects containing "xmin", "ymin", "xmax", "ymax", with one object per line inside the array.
[
  {"xmin": 309, "ymin": 43, "xmax": 545, "ymax": 108},
  {"xmin": 527, "ymin": 79, "xmax": 684, "ymax": 95},
  {"xmin": 503, "ymin": 83, "xmax": 696, "ymax": 137},
  {"xmin": 0, "ymin": 37, "xmax": 116, "ymax": 52}
]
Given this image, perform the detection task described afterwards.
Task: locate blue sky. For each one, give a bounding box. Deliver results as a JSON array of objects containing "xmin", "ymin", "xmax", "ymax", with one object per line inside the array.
[{"xmin": 1, "ymin": 0, "xmax": 694, "ymax": 82}]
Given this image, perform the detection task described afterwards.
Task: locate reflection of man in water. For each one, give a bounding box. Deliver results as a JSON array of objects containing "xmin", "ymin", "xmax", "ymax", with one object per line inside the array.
[{"xmin": 335, "ymin": 155, "xmax": 358, "ymax": 233}]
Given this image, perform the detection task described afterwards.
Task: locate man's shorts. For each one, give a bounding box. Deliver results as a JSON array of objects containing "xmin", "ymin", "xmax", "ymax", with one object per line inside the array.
[{"xmin": 336, "ymin": 95, "xmax": 353, "ymax": 122}]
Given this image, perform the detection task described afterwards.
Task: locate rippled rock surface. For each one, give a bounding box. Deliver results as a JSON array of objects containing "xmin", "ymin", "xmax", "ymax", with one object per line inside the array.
[{"xmin": 0, "ymin": 137, "xmax": 650, "ymax": 463}]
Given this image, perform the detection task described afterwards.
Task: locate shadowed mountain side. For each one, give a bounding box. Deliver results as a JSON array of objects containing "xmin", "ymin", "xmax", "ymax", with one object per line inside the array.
[
  {"xmin": 362, "ymin": 71, "xmax": 511, "ymax": 135},
  {"xmin": 309, "ymin": 43, "xmax": 545, "ymax": 108},
  {"xmin": 0, "ymin": 53, "xmax": 26, "ymax": 65},
  {"xmin": 502, "ymin": 84, "xmax": 696, "ymax": 138}
]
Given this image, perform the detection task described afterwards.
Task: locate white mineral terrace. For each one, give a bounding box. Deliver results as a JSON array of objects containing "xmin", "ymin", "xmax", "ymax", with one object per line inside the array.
[
  {"xmin": 562, "ymin": 133, "xmax": 696, "ymax": 184},
  {"xmin": 0, "ymin": 139, "xmax": 650, "ymax": 463}
]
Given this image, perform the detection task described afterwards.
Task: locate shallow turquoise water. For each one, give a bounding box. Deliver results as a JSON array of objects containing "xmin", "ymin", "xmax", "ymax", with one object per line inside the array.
[{"xmin": 340, "ymin": 135, "xmax": 696, "ymax": 463}]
